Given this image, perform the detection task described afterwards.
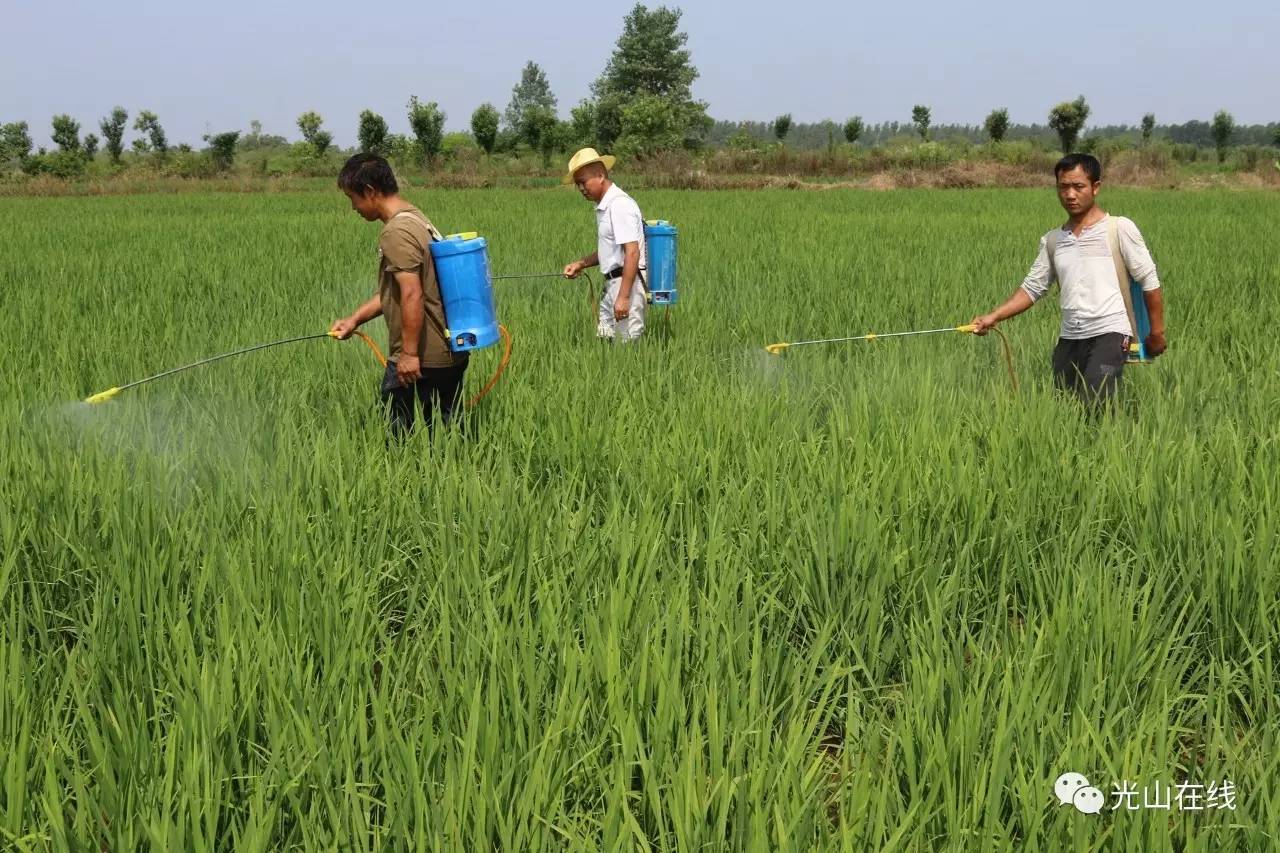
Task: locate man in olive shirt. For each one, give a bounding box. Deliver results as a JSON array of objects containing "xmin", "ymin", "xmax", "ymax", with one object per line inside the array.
[{"xmin": 330, "ymin": 154, "xmax": 468, "ymax": 436}]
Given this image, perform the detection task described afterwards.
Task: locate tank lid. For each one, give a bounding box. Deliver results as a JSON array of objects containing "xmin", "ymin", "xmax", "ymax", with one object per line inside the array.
[
  {"xmin": 430, "ymin": 232, "xmax": 487, "ymax": 257},
  {"xmin": 644, "ymin": 220, "xmax": 676, "ymax": 234}
]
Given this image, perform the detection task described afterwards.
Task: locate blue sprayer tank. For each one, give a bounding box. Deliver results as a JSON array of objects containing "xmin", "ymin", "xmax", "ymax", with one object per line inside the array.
[
  {"xmin": 644, "ymin": 220, "xmax": 678, "ymax": 305},
  {"xmin": 429, "ymin": 232, "xmax": 500, "ymax": 352},
  {"xmin": 1128, "ymin": 280, "xmax": 1151, "ymax": 362}
]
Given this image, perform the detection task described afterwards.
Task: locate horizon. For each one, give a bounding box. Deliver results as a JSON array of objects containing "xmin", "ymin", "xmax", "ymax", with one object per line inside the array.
[{"xmin": 3, "ymin": 0, "xmax": 1276, "ymax": 149}]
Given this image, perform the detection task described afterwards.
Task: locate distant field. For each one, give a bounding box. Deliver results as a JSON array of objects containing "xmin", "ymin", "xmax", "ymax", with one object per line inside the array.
[{"xmin": 1, "ymin": 188, "xmax": 1277, "ymax": 849}]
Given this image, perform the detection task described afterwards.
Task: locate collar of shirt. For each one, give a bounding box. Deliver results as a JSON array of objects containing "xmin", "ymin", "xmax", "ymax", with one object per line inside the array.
[
  {"xmin": 596, "ymin": 183, "xmax": 623, "ymax": 212},
  {"xmin": 1060, "ymin": 213, "xmax": 1110, "ymax": 237}
]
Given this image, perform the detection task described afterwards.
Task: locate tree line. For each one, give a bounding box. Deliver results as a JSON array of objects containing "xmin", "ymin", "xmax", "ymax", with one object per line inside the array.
[
  {"xmin": 721, "ymin": 103, "xmax": 1276, "ymax": 164},
  {"xmin": 3, "ymin": 2, "xmax": 1277, "ymax": 178}
]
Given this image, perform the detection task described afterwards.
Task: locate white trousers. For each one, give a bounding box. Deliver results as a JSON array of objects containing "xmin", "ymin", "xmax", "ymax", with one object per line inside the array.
[{"xmin": 597, "ymin": 278, "xmax": 647, "ymax": 341}]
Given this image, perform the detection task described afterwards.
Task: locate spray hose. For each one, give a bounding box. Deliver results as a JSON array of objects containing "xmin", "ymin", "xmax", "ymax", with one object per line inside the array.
[
  {"xmin": 495, "ymin": 268, "xmax": 673, "ymax": 338},
  {"xmin": 493, "ymin": 270, "xmax": 600, "ymax": 335},
  {"xmin": 765, "ymin": 323, "xmax": 1018, "ymax": 391},
  {"xmin": 83, "ymin": 326, "xmax": 512, "ymax": 407}
]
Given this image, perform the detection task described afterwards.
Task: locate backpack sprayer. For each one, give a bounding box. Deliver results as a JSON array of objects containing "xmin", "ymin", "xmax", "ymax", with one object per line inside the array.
[
  {"xmin": 765, "ymin": 323, "xmax": 1019, "ymax": 391},
  {"xmin": 642, "ymin": 220, "xmax": 678, "ymax": 305},
  {"xmin": 1125, "ymin": 278, "xmax": 1153, "ymax": 363},
  {"xmin": 84, "ymin": 230, "xmax": 511, "ymax": 406}
]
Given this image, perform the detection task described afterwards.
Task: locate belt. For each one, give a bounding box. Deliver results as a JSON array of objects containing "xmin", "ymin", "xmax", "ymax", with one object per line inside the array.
[{"xmin": 604, "ymin": 267, "xmax": 647, "ymax": 282}]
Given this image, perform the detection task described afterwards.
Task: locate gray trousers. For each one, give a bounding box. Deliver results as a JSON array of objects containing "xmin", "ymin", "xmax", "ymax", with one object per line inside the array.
[{"xmin": 1051, "ymin": 333, "xmax": 1128, "ymax": 407}]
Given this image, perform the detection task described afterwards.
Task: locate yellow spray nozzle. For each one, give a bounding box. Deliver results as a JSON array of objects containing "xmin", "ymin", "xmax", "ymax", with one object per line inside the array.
[
  {"xmin": 956, "ymin": 324, "xmax": 978, "ymax": 334},
  {"xmin": 864, "ymin": 333, "xmax": 878, "ymax": 342},
  {"xmin": 84, "ymin": 387, "xmax": 121, "ymax": 405},
  {"xmin": 764, "ymin": 343, "xmax": 791, "ymax": 355}
]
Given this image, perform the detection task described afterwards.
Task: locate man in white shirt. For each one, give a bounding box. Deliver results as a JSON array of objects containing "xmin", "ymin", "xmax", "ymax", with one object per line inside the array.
[
  {"xmin": 972, "ymin": 153, "xmax": 1167, "ymax": 407},
  {"xmin": 561, "ymin": 148, "xmax": 648, "ymax": 341}
]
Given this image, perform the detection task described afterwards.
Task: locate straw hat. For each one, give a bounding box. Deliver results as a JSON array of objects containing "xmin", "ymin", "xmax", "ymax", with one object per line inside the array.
[{"xmin": 564, "ymin": 147, "xmax": 617, "ymax": 183}]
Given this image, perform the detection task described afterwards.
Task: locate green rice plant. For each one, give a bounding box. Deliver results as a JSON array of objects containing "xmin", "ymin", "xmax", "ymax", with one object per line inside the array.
[{"xmin": 0, "ymin": 187, "xmax": 1276, "ymax": 849}]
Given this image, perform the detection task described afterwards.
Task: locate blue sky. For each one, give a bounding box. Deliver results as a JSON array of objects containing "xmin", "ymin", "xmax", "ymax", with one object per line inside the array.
[{"xmin": 3, "ymin": 0, "xmax": 1275, "ymax": 147}]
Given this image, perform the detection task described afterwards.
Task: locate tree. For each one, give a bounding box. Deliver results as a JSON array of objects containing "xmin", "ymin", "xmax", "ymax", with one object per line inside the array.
[
  {"xmin": 772, "ymin": 113, "xmax": 792, "ymax": 142},
  {"xmin": 567, "ymin": 100, "xmax": 598, "ymax": 149},
  {"xmin": 133, "ymin": 111, "xmax": 168, "ymax": 155},
  {"xmin": 819, "ymin": 121, "xmax": 833, "ymax": 152},
  {"xmin": 296, "ymin": 111, "xmax": 332, "ymax": 156},
  {"xmin": 382, "ymin": 133, "xmax": 413, "ymax": 161},
  {"xmin": 239, "ymin": 119, "xmax": 286, "ymax": 151},
  {"xmin": 504, "ymin": 61, "xmax": 557, "ymax": 133},
  {"xmin": 843, "ymin": 116, "xmax": 864, "ymax": 145},
  {"xmin": 911, "ymin": 105, "xmax": 931, "ymax": 141},
  {"xmin": 1141, "ymin": 113, "xmax": 1156, "ymax": 145},
  {"xmin": 83, "ymin": 133, "xmax": 100, "ymax": 159},
  {"xmin": 406, "ymin": 97, "xmax": 446, "ymax": 164},
  {"xmin": 51, "ymin": 114, "xmax": 81, "ymax": 152},
  {"xmin": 1048, "ymin": 95, "xmax": 1090, "ymax": 153},
  {"xmin": 615, "ymin": 94, "xmax": 683, "ymax": 157},
  {"xmin": 984, "ymin": 108, "xmax": 1009, "ymax": 143},
  {"xmin": 297, "ymin": 111, "xmax": 322, "ymax": 141},
  {"xmin": 593, "ymin": 95, "xmax": 625, "ymax": 150},
  {"xmin": 357, "ymin": 110, "xmax": 389, "ymax": 155},
  {"xmin": 1211, "ymin": 110, "xmax": 1234, "ymax": 162},
  {"xmin": 0, "ymin": 122, "xmax": 33, "ymax": 165},
  {"xmin": 203, "ymin": 131, "xmax": 240, "ymax": 171},
  {"xmin": 100, "ymin": 107, "xmax": 127, "ymax": 163},
  {"xmin": 470, "ymin": 103, "xmax": 499, "ymax": 154},
  {"xmin": 592, "ymin": 4, "xmax": 709, "ymax": 150},
  {"xmin": 1272, "ymin": 126, "xmax": 1280, "ymax": 148},
  {"xmin": 518, "ymin": 104, "xmax": 560, "ymax": 166}
]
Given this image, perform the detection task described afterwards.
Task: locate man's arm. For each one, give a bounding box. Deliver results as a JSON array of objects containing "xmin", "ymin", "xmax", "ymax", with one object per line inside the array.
[
  {"xmin": 972, "ymin": 288, "xmax": 1034, "ymax": 334},
  {"xmin": 614, "ymin": 242, "xmax": 641, "ymax": 320},
  {"xmin": 564, "ymin": 251, "xmax": 599, "ymax": 278},
  {"xmin": 395, "ymin": 270, "xmax": 425, "ymax": 383},
  {"xmin": 972, "ymin": 235, "xmax": 1052, "ymax": 334},
  {"xmin": 331, "ymin": 293, "xmax": 382, "ymax": 339},
  {"xmin": 1117, "ymin": 218, "xmax": 1167, "ymax": 356},
  {"xmin": 1143, "ymin": 289, "xmax": 1167, "ymax": 356}
]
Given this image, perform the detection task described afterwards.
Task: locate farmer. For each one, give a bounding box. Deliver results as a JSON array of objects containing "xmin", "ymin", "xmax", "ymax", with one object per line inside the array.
[
  {"xmin": 561, "ymin": 148, "xmax": 648, "ymax": 341},
  {"xmin": 330, "ymin": 153, "xmax": 468, "ymax": 436},
  {"xmin": 971, "ymin": 153, "xmax": 1166, "ymax": 408}
]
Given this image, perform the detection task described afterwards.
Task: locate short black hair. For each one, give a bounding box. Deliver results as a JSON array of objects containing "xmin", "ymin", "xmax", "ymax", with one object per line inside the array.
[
  {"xmin": 338, "ymin": 153, "xmax": 398, "ymax": 196},
  {"xmin": 1054, "ymin": 153, "xmax": 1101, "ymax": 183}
]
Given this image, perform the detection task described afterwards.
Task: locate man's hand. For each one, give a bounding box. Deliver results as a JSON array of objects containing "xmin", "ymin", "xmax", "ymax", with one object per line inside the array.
[
  {"xmin": 396, "ymin": 354, "xmax": 422, "ymax": 386},
  {"xmin": 1145, "ymin": 329, "xmax": 1167, "ymax": 357},
  {"xmin": 330, "ymin": 316, "xmax": 358, "ymax": 340},
  {"xmin": 970, "ymin": 313, "xmax": 999, "ymax": 336},
  {"xmin": 613, "ymin": 294, "xmax": 630, "ymax": 321},
  {"xmin": 563, "ymin": 260, "xmax": 585, "ymax": 279}
]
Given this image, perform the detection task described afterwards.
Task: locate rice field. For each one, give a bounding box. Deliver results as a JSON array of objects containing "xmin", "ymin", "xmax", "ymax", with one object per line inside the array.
[{"xmin": 1, "ymin": 186, "xmax": 1277, "ymax": 850}]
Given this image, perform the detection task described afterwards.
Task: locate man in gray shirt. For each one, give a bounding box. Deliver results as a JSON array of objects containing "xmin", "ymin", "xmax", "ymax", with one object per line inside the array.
[{"xmin": 972, "ymin": 153, "xmax": 1167, "ymax": 407}]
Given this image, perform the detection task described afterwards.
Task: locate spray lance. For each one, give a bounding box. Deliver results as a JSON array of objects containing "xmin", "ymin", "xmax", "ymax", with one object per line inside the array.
[
  {"xmin": 764, "ymin": 323, "xmax": 1018, "ymax": 390},
  {"xmin": 83, "ymin": 331, "xmax": 385, "ymax": 405},
  {"xmin": 85, "ymin": 230, "xmax": 513, "ymax": 407}
]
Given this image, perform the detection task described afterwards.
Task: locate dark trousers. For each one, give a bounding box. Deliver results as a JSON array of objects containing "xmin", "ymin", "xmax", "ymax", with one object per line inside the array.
[
  {"xmin": 1051, "ymin": 333, "xmax": 1128, "ymax": 408},
  {"xmin": 381, "ymin": 360, "xmax": 467, "ymax": 437}
]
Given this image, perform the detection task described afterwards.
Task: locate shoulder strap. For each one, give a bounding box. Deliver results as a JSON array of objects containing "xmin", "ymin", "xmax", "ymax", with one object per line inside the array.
[
  {"xmin": 1106, "ymin": 215, "xmax": 1139, "ymax": 339},
  {"xmin": 390, "ymin": 208, "xmax": 444, "ymax": 242}
]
